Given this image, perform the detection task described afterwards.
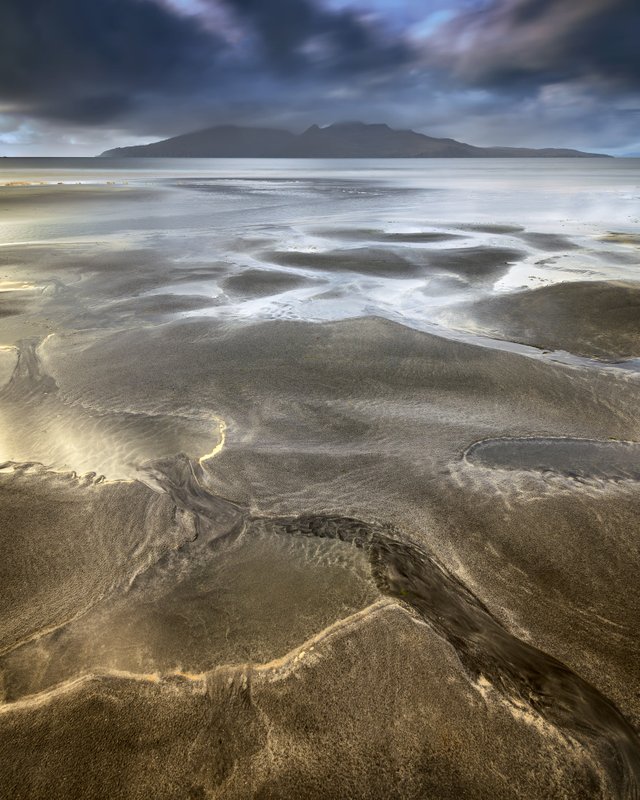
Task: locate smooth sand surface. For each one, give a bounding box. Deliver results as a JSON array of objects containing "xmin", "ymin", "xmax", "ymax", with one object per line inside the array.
[{"xmin": 441, "ymin": 280, "xmax": 640, "ymax": 359}]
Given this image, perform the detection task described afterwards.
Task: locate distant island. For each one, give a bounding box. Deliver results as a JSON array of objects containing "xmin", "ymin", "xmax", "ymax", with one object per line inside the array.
[{"xmin": 100, "ymin": 122, "xmax": 609, "ymax": 159}]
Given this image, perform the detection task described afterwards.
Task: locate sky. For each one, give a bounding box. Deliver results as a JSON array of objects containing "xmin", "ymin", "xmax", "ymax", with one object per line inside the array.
[{"xmin": 0, "ymin": 0, "xmax": 638, "ymax": 155}]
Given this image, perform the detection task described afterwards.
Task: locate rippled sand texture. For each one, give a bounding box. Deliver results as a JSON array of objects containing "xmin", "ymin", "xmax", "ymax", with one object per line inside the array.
[{"xmin": 0, "ymin": 158, "xmax": 640, "ymax": 799}]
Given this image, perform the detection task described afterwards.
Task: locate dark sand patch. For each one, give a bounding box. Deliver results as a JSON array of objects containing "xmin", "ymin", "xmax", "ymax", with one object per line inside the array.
[
  {"xmin": 0, "ymin": 287, "xmax": 48, "ymax": 342},
  {"xmin": 425, "ymin": 246, "xmax": 523, "ymax": 283},
  {"xmin": 0, "ymin": 185, "xmax": 155, "ymax": 209},
  {"xmin": 466, "ymin": 436, "xmax": 640, "ymax": 480},
  {"xmin": 171, "ymin": 265, "xmax": 228, "ymax": 281},
  {"xmin": 0, "ymin": 244, "xmax": 179, "ymax": 299},
  {"xmin": 91, "ymin": 293, "xmax": 218, "ymax": 318},
  {"xmin": 0, "ymin": 295, "xmax": 29, "ymax": 318},
  {"xmin": 447, "ymin": 280, "xmax": 640, "ymax": 359},
  {"xmin": 517, "ymin": 232, "xmax": 578, "ymax": 251},
  {"xmin": 312, "ymin": 227, "xmax": 463, "ymax": 244},
  {"xmin": 266, "ymin": 245, "xmax": 522, "ymax": 282},
  {"xmin": 458, "ymin": 224, "xmax": 525, "ymax": 234},
  {"xmin": 222, "ymin": 268, "xmax": 313, "ymax": 297},
  {"xmin": 225, "ymin": 236, "xmax": 278, "ymax": 253},
  {"xmin": 265, "ymin": 247, "xmax": 421, "ymax": 278},
  {"xmin": 0, "ymin": 307, "xmax": 25, "ymax": 318}
]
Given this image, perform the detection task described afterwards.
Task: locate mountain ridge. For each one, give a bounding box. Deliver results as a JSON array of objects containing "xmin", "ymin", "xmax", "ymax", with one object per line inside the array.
[{"xmin": 100, "ymin": 121, "xmax": 609, "ymax": 158}]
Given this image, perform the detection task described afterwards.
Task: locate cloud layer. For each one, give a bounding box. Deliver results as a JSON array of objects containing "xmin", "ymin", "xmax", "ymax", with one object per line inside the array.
[
  {"xmin": 0, "ymin": 0, "xmax": 638, "ymax": 153},
  {"xmin": 434, "ymin": 0, "xmax": 640, "ymax": 89}
]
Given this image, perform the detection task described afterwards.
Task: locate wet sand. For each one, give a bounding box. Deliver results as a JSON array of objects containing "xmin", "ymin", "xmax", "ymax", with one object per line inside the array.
[
  {"xmin": 466, "ymin": 436, "xmax": 640, "ymax": 480},
  {"xmin": 442, "ymin": 280, "xmax": 640, "ymax": 359},
  {"xmin": 0, "ymin": 159, "xmax": 639, "ymax": 799}
]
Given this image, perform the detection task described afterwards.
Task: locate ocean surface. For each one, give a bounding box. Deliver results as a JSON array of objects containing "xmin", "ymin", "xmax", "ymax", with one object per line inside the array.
[{"xmin": 0, "ymin": 158, "xmax": 639, "ymax": 799}]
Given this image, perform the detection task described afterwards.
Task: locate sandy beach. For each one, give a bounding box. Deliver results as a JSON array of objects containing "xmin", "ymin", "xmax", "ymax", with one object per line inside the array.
[{"xmin": 0, "ymin": 158, "xmax": 639, "ymax": 798}]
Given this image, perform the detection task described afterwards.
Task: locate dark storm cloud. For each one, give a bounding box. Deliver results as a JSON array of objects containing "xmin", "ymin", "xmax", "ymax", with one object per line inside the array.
[
  {"xmin": 0, "ymin": 0, "xmax": 223, "ymax": 123},
  {"xmin": 0, "ymin": 0, "xmax": 411, "ymax": 127},
  {"xmin": 433, "ymin": 0, "xmax": 640, "ymax": 90},
  {"xmin": 218, "ymin": 0, "xmax": 411, "ymax": 73}
]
